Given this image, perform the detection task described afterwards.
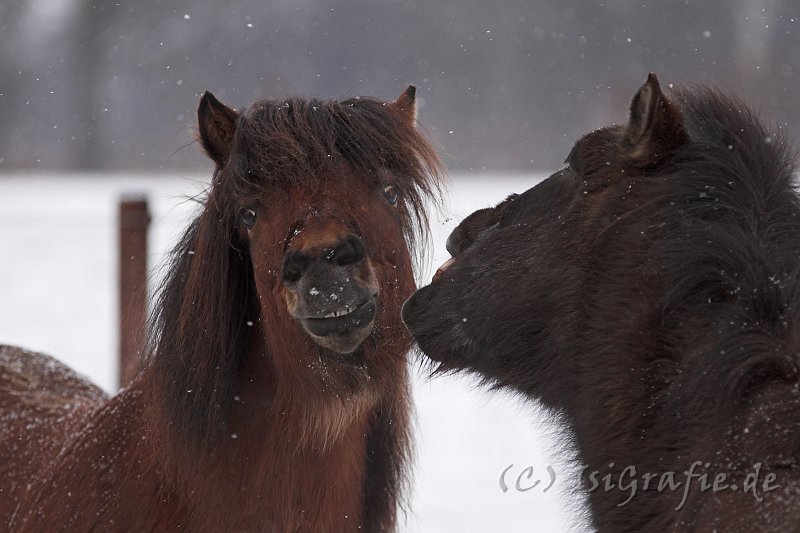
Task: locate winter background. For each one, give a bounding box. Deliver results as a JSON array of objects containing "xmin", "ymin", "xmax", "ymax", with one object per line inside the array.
[
  {"xmin": 0, "ymin": 173, "xmax": 583, "ymax": 532},
  {"xmin": 1, "ymin": 1, "xmax": 798, "ymax": 532}
]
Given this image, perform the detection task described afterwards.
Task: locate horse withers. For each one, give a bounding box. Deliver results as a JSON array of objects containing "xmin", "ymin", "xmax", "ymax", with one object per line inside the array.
[
  {"xmin": 0, "ymin": 86, "xmax": 443, "ymax": 531},
  {"xmin": 403, "ymin": 75, "xmax": 800, "ymax": 532}
]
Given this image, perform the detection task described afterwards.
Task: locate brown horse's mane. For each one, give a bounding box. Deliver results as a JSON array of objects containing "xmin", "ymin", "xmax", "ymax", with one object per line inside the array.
[
  {"xmin": 140, "ymin": 93, "xmax": 443, "ymax": 479},
  {"xmin": 228, "ymin": 95, "xmax": 440, "ymax": 252}
]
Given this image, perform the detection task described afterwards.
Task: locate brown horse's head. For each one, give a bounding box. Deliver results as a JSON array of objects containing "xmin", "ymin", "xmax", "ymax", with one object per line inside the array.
[
  {"xmin": 244, "ymin": 170, "xmax": 403, "ymax": 356},
  {"xmin": 194, "ymin": 87, "xmax": 441, "ymax": 371},
  {"xmin": 147, "ymin": 86, "xmax": 441, "ymax": 458},
  {"xmin": 141, "ymin": 89, "xmax": 440, "ymax": 530}
]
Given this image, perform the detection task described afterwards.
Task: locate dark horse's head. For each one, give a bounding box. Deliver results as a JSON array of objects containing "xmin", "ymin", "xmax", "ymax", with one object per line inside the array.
[
  {"xmin": 403, "ymin": 74, "xmax": 697, "ymax": 384},
  {"xmin": 147, "ymin": 87, "xmax": 442, "ymax": 451},
  {"xmin": 404, "ymin": 75, "xmax": 800, "ymax": 528},
  {"xmin": 404, "ymin": 73, "xmax": 799, "ymax": 393}
]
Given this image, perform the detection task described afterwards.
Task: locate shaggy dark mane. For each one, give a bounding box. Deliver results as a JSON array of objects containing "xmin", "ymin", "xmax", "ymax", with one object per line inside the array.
[
  {"xmin": 627, "ymin": 89, "xmax": 800, "ymax": 403},
  {"xmin": 570, "ymin": 86, "xmax": 800, "ymax": 528},
  {"xmin": 143, "ymin": 205, "xmax": 254, "ymax": 455}
]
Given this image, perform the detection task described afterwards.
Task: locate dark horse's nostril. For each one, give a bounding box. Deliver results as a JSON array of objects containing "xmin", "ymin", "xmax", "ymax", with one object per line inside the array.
[
  {"xmin": 283, "ymin": 252, "xmax": 310, "ymax": 283},
  {"xmin": 329, "ymin": 235, "xmax": 366, "ymax": 267}
]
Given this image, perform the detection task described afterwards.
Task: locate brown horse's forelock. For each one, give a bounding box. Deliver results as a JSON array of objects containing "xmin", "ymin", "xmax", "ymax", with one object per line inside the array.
[
  {"xmin": 223, "ymin": 96, "xmax": 443, "ymax": 258},
  {"xmin": 143, "ymin": 95, "xmax": 442, "ymax": 459}
]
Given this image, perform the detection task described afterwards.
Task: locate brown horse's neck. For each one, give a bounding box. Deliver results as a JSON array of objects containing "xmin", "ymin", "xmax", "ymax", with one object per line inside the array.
[
  {"xmin": 135, "ymin": 326, "xmax": 397, "ymax": 532},
  {"xmin": 235, "ymin": 327, "xmax": 383, "ymax": 448}
]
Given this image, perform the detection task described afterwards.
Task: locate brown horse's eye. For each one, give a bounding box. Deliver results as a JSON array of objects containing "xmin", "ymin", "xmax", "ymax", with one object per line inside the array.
[
  {"xmin": 383, "ymin": 185, "xmax": 399, "ymax": 206},
  {"xmin": 240, "ymin": 208, "xmax": 257, "ymax": 228}
]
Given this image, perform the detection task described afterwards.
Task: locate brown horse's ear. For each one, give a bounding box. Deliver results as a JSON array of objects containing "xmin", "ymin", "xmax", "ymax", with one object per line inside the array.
[
  {"xmin": 198, "ymin": 91, "xmax": 239, "ymax": 167},
  {"xmin": 392, "ymin": 85, "xmax": 417, "ymax": 126},
  {"xmin": 623, "ymin": 73, "xmax": 687, "ymax": 167}
]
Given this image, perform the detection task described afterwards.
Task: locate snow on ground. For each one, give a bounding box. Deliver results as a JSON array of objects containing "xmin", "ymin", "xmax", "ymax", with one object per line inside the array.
[{"xmin": 0, "ymin": 173, "xmax": 589, "ymax": 532}]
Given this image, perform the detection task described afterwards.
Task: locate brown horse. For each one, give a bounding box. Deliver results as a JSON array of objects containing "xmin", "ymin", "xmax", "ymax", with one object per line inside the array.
[
  {"xmin": 404, "ymin": 75, "xmax": 800, "ymax": 532},
  {"xmin": 0, "ymin": 86, "xmax": 442, "ymax": 531}
]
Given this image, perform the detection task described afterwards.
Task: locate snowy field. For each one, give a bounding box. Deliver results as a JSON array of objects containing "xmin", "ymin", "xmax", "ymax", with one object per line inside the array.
[{"xmin": 0, "ymin": 173, "xmax": 589, "ymax": 532}]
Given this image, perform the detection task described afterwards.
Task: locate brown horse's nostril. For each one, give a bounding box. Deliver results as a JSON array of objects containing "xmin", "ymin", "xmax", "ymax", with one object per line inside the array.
[
  {"xmin": 283, "ymin": 235, "xmax": 365, "ymax": 283},
  {"xmin": 328, "ymin": 235, "xmax": 365, "ymax": 267},
  {"xmin": 283, "ymin": 252, "xmax": 310, "ymax": 283}
]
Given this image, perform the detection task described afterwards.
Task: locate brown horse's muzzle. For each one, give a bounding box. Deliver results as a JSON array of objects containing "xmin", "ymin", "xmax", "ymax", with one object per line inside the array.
[{"xmin": 281, "ymin": 220, "xmax": 380, "ymax": 355}]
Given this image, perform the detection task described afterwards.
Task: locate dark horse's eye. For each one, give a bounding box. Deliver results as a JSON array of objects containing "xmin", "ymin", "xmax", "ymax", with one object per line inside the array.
[
  {"xmin": 383, "ymin": 185, "xmax": 399, "ymax": 206},
  {"xmin": 240, "ymin": 208, "xmax": 257, "ymax": 228}
]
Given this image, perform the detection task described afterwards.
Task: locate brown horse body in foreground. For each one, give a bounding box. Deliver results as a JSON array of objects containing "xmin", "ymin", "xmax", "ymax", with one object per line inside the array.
[
  {"xmin": 0, "ymin": 86, "xmax": 442, "ymax": 531},
  {"xmin": 404, "ymin": 75, "xmax": 800, "ymax": 532}
]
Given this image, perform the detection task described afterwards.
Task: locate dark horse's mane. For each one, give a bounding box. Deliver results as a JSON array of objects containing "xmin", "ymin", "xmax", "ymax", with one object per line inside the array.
[
  {"xmin": 142, "ymin": 94, "xmax": 442, "ymax": 460},
  {"xmin": 639, "ymin": 88, "xmax": 798, "ymax": 402},
  {"xmin": 574, "ymin": 86, "xmax": 800, "ymax": 461},
  {"xmin": 566, "ymin": 84, "xmax": 800, "ymax": 530},
  {"xmin": 659, "ymin": 89, "xmax": 800, "ymax": 401}
]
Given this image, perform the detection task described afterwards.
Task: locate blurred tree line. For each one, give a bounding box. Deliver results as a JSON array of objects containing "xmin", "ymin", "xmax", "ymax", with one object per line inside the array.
[{"xmin": 0, "ymin": 0, "xmax": 797, "ymax": 173}]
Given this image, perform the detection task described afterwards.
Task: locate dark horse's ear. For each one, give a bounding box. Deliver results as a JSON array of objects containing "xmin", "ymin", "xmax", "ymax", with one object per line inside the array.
[
  {"xmin": 198, "ymin": 91, "xmax": 239, "ymax": 167},
  {"xmin": 623, "ymin": 73, "xmax": 687, "ymax": 167},
  {"xmin": 392, "ymin": 85, "xmax": 417, "ymax": 126}
]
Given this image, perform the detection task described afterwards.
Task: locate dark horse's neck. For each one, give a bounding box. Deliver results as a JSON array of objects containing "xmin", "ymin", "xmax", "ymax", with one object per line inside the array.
[{"xmin": 566, "ymin": 293, "xmax": 800, "ymax": 531}]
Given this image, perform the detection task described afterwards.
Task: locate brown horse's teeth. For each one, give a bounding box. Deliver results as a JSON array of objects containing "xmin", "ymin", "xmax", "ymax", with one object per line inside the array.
[{"xmin": 323, "ymin": 307, "xmax": 354, "ymax": 319}]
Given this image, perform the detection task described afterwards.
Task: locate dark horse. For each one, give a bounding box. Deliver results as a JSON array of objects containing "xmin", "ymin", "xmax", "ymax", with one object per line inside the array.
[
  {"xmin": 0, "ymin": 86, "xmax": 442, "ymax": 531},
  {"xmin": 404, "ymin": 75, "xmax": 800, "ymax": 532}
]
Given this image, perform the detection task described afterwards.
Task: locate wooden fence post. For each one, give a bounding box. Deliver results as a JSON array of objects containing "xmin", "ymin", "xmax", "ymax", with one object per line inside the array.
[{"xmin": 119, "ymin": 195, "xmax": 150, "ymax": 388}]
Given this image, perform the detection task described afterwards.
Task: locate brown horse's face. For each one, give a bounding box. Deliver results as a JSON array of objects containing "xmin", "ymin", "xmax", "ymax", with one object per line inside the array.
[
  {"xmin": 195, "ymin": 88, "xmax": 427, "ymax": 363},
  {"xmin": 243, "ymin": 175, "xmax": 411, "ymax": 355}
]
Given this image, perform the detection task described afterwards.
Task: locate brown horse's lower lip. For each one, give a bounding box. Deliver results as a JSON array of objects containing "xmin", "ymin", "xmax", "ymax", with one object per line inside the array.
[{"xmin": 302, "ymin": 300, "xmax": 377, "ymax": 337}]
